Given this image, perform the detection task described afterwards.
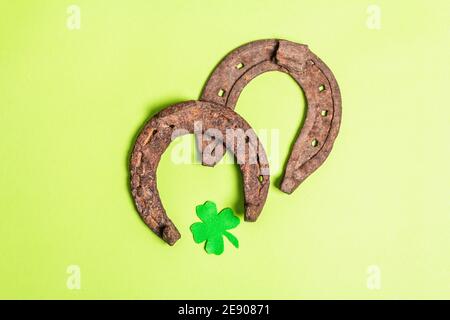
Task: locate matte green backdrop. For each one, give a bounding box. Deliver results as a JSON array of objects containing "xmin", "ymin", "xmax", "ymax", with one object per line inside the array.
[{"xmin": 0, "ymin": 1, "xmax": 448, "ymax": 299}]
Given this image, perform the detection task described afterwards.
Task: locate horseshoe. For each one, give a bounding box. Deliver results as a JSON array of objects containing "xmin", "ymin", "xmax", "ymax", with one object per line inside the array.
[
  {"xmin": 198, "ymin": 39, "xmax": 342, "ymax": 194},
  {"xmin": 129, "ymin": 101, "xmax": 270, "ymax": 245}
]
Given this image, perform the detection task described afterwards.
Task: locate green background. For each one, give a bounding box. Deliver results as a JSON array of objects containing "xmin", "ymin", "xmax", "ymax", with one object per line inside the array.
[{"xmin": 0, "ymin": 0, "xmax": 448, "ymax": 299}]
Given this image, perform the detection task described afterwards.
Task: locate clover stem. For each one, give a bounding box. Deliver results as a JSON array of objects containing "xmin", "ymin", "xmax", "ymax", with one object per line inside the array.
[{"xmin": 223, "ymin": 231, "xmax": 239, "ymax": 248}]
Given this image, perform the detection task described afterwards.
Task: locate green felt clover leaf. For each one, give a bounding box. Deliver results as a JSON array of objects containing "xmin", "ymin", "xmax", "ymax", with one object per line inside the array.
[{"xmin": 190, "ymin": 201, "xmax": 240, "ymax": 255}]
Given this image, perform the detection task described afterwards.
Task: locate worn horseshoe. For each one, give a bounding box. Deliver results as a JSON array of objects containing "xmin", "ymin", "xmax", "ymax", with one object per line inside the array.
[
  {"xmin": 198, "ymin": 39, "xmax": 342, "ymax": 194},
  {"xmin": 130, "ymin": 101, "xmax": 270, "ymax": 245}
]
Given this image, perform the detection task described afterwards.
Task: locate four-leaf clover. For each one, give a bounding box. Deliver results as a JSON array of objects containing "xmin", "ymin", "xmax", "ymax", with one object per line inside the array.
[{"xmin": 190, "ymin": 201, "xmax": 240, "ymax": 255}]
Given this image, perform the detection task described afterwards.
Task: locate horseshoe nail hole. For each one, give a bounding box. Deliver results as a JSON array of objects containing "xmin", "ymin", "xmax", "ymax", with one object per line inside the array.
[
  {"xmin": 258, "ymin": 175, "xmax": 264, "ymax": 183},
  {"xmin": 169, "ymin": 124, "xmax": 175, "ymax": 129},
  {"xmin": 218, "ymin": 89, "xmax": 226, "ymax": 97},
  {"xmin": 236, "ymin": 62, "xmax": 244, "ymax": 69},
  {"xmin": 311, "ymin": 139, "xmax": 319, "ymax": 147},
  {"xmin": 319, "ymin": 85, "xmax": 325, "ymax": 92},
  {"xmin": 321, "ymin": 110, "xmax": 328, "ymax": 117}
]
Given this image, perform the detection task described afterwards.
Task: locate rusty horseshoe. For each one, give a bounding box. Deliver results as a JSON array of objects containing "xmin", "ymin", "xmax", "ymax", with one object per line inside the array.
[
  {"xmin": 130, "ymin": 101, "xmax": 270, "ymax": 245},
  {"xmin": 198, "ymin": 39, "xmax": 342, "ymax": 194}
]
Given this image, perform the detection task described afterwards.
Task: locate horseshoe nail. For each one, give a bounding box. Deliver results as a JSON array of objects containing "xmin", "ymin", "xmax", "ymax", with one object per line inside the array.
[
  {"xmin": 198, "ymin": 39, "xmax": 342, "ymax": 194},
  {"xmin": 129, "ymin": 101, "xmax": 270, "ymax": 245}
]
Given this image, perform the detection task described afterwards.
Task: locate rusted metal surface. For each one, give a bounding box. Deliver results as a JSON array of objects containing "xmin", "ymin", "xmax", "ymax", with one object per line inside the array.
[
  {"xmin": 130, "ymin": 101, "xmax": 270, "ymax": 245},
  {"xmin": 129, "ymin": 39, "xmax": 341, "ymax": 245},
  {"xmin": 199, "ymin": 39, "xmax": 342, "ymax": 194}
]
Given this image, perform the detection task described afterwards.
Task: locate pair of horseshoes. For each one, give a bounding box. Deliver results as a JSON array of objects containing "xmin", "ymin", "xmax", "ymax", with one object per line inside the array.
[{"xmin": 130, "ymin": 39, "xmax": 341, "ymax": 245}]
